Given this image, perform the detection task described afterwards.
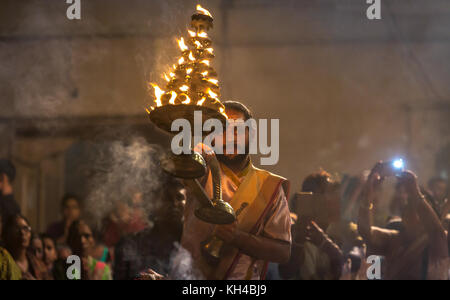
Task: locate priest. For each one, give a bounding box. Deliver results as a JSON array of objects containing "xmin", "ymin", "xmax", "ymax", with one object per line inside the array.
[{"xmin": 181, "ymin": 101, "xmax": 291, "ymax": 280}]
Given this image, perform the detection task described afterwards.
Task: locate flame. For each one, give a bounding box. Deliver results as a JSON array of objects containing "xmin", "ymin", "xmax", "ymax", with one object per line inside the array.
[
  {"xmin": 205, "ymin": 48, "xmax": 213, "ymax": 54},
  {"xmin": 188, "ymin": 30, "xmax": 197, "ymax": 37},
  {"xmin": 168, "ymin": 91, "xmax": 177, "ymax": 104},
  {"xmin": 197, "ymin": 97, "xmax": 206, "ymax": 106},
  {"xmin": 186, "ymin": 68, "xmax": 193, "ymax": 74},
  {"xmin": 194, "ymin": 40, "xmax": 202, "ymax": 48},
  {"xmin": 198, "ymin": 31, "xmax": 208, "ymax": 38},
  {"xmin": 169, "ymin": 72, "xmax": 175, "ymax": 78},
  {"xmin": 201, "ymin": 60, "xmax": 210, "ymax": 66},
  {"xmin": 189, "ymin": 52, "xmax": 195, "ymax": 61},
  {"xmin": 163, "ymin": 73, "xmax": 170, "ymax": 82},
  {"xmin": 220, "ymin": 107, "xmax": 225, "ymax": 114},
  {"xmin": 201, "ymin": 71, "xmax": 208, "ymax": 76},
  {"xmin": 196, "ymin": 4, "xmax": 213, "ymax": 18},
  {"xmin": 178, "ymin": 37, "xmax": 188, "ymax": 52},
  {"xmin": 178, "ymin": 57, "xmax": 185, "ymax": 65},
  {"xmin": 207, "ymin": 88, "xmax": 218, "ymax": 99},
  {"xmin": 180, "ymin": 93, "xmax": 191, "ymax": 104},
  {"xmin": 180, "ymin": 85, "xmax": 189, "ymax": 92},
  {"xmin": 150, "ymin": 83, "xmax": 164, "ymax": 107},
  {"xmin": 145, "ymin": 108, "xmax": 151, "ymax": 114},
  {"xmin": 207, "ymin": 78, "xmax": 218, "ymax": 85}
]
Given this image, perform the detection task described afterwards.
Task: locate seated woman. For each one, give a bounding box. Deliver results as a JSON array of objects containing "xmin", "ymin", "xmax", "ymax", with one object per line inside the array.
[
  {"xmin": 66, "ymin": 219, "xmax": 112, "ymax": 280},
  {"xmin": 2, "ymin": 214, "xmax": 49, "ymax": 280}
]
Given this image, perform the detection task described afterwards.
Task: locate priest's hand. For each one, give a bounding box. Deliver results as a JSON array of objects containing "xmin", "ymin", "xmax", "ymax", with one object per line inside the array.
[
  {"xmin": 135, "ymin": 268, "xmax": 165, "ymax": 280},
  {"xmin": 215, "ymin": 222, "xmax": 238, "ymax": 243}
]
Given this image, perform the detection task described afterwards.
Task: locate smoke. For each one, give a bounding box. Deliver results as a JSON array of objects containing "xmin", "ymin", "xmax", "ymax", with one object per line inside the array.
[
  {"xmin": 169, "ymin": 242, "xmax": 204, "ymax": 280},
  {"xmin": 84, "ymin": 136, "xmax": 166, "ymax": 227}
]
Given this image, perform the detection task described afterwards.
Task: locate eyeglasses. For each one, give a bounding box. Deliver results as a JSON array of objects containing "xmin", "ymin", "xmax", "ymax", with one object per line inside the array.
[{"xmin": 17, "ymin": 226, "xmax": 32, "ymax": 234}]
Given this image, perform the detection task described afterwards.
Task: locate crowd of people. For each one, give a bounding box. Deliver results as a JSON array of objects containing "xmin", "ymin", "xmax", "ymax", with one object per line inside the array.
[{"xmin": 0, "ymin": 102, "xmax": 449, "ymax": 280}]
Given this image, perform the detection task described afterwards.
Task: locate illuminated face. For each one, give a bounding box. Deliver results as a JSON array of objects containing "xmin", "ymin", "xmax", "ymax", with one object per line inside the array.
[
  {"xmin": 31, "ymin": 237, "xmax": 44, "ymax": 261},
  {"xmin": 221, "ymin": 108, "xmax": 249, "ymax": 158},
  {"xmin": 43, "ymin": 237, "xmax": 57, "ymax": 266},
  {"xmin": 71, "ymin": 222, "xmax": 95, "ymax": 258},
  {"xmin": 12, "ymin": 217, "xmax": 31, "ymax": 249}
]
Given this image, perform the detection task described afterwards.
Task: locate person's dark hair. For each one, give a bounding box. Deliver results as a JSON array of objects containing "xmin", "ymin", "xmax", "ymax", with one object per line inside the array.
[
  {"xmin": 67, "ymin": 219, "xmax": 82, "ymax": 249},
  {"xmin": 2, "ymin": 214, "xmax": 30, "ymax": 250},
  {"xmin": 67, "ymin": 219, "xmax": 94, "ymax": 249},
  {"xmin": 0, "ymin": 159, "xmax": 16, "ymax": 182},
  {"xmin": 223, "ymin": 101, "xmax": 253, "ymax": 121},
  {"xmin": 301, "ymin": 170, "xmax": 334, "ymax": 194},
  {"xmin": 61, "ymin": 193, "xmax": 81, "ymax": 209},
  {"xmin": 40, "ymin": 233, "xmax": 55, "ymax": 245}
]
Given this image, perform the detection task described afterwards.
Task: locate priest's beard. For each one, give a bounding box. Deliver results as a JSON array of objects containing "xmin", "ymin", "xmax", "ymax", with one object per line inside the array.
[{"xmin": 217, "ymin": 153, "xmax": 250, "ymax": 171}]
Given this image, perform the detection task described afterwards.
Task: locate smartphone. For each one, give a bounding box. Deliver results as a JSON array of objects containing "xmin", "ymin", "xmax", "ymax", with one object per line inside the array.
[
  {"xmin": 292, "ymin": 192, "xmax": 315, "ymax": 217},
  {"xmin": 379, "ymin": 159, "xmax": 405, "ymax": 177}
]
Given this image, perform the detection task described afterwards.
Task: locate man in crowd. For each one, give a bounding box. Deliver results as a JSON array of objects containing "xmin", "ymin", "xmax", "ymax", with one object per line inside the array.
[
  {"xmin": 428, "ymin": 177, "xmax": 449, "ymax": 220},
  {"xmin": 182, "ymin": 101, "xmax": 292, "ymax": 280},
  {"xmin": 114, "ymin": 177, "xmax": 189, "ymax": 280},
  {"xmin": 358, "ymin": 164, "xmax": 448, "ymax": 280},
  {"xmin": 279, "ymin": 171, "xmax": 345, "ymax": 280}
]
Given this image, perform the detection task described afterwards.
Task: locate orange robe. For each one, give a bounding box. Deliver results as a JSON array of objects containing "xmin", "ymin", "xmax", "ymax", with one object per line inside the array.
[{"xmin": 181, "ymin": 162, "xmax": 291, "ymax": 280}]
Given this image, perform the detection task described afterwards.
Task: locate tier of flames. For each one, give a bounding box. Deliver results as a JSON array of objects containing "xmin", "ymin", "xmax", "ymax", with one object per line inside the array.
[{"xmin": 147, "ymin": 5, "xmax": 226, "ymax": 118}]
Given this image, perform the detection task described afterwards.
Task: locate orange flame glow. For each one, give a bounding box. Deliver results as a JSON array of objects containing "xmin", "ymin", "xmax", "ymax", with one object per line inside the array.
[
  {"xmin": 178, "ymin": 37, "xmax": 188, "ymax": 52},
  {"xmin": 150, "ymin": 83, "xmax": 165, "ymax": 107},
  {"xmin": 207, "ymin": 78, "xmax": 218, "ymax": 85},
  {"xmin": 168, "ymin": 91, "xmax": 177, "ymax": 104},
  {"xmin": 197, "ymin": 97, "xmax": 206, "ymax": 106},
  {"xmin": 196, "ymin": 4, "xmax": 213, "ymax": 18},
  {"xmin": 207, "ymin": 88, "xmax": 218, "ymax": 99},
  {"xmin": 180, "ymin": 93, "xmax": 191, "ymax": 104}
]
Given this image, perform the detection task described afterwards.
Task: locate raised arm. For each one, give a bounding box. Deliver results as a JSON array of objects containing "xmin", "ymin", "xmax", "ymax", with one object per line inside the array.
[{"xmin": 399, "ymin": 171, "xmax": 448, "ymax": 258}]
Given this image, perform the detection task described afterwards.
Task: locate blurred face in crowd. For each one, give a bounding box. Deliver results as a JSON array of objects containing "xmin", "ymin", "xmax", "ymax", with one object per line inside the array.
[
  {"xmin": 430, "ymin": 180, "xmax": 448, "ymax": 202},
  {"xmin": 70, "ymin": 221, "xmax": 95, "ymax": 258},
  {"xmin": 132, "ymin": 191, "xmax": 143, "ymax": 207},
  {"xmin": 114, "ymin": 201, "xmax": 131, "ymax": 224},
  {"xmin": 10, "ymin": 216, "xmax": 31, "ymax": 250},
  {"xmin": 157, "ymin": 183, "xmax": 186, "ymax": 224},
  {"xmin": 31, "ymin": 236, "xmax": 44, "ymax": 260},
  {"xmin": 63, "ymin": 198, "xmax": 81, "ymax": 222},
  {"xmin": 43, "ymin": 237, "xmax": 57, "ymax": 266},
  {"xmin": 57, "ymin": 245, "xmax": 72, "ymax": 261}
]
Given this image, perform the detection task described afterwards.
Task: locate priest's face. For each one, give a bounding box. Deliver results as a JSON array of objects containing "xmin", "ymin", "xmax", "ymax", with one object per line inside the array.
[{"xmin": 217, "ymin": 108, "xmax": 250, "ymax": 164}]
